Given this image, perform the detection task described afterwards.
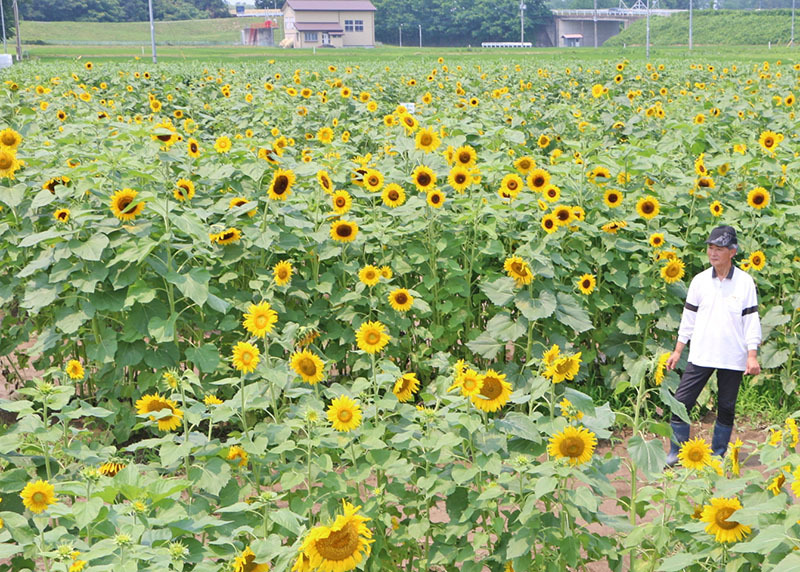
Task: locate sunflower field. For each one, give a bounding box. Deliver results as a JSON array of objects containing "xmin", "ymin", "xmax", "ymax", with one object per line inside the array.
[{"xmin": 1, "ymin": 53, "xmax": 800, "ymax": 572}]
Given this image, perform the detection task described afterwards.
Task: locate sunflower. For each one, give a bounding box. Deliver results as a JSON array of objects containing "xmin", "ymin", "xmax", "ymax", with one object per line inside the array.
[
  {"xmin": 545, "ymin": 353, "xmax": 582, "ymax": 383},
  {"xmin": 187, "ymin": 138, "xmax": 201, "ymax": 158},
  {"xmin": 541, "ymin": 214, "xmax": 558, "ymax": 234},
  {"xmin": 292, "ymin": 552, "xmax": 313, "ymax": 572},
  {"xmin": 317, "ymin": 170, "xmax": 334, "ymax": 193},
  {"xmin": 212, "ymin": 135, "xmax": 232, "ymax": 154},
  {"xmin": 454, "ymin": 145, "xmax": 477, "ymax": 167},
  {"xmin": 447, "ymin": 166, "xmax": 472, "ymax": 193},
  {"xmin": 700, "ymin": 497, "xmax": 750, "ymax": 543},
  {"xmin": 503, "ymin": 256, "xmax": 533, "ymax": 287},
  {"xmin": 552, "ymin": 205, "xmax": 574, "ymax": 226},
  {"xmin": 513, "ymin": 155, "xmax": 535, "ymax": 175},
  {"xmin": 233, "ymin": 546, "xmax": 270, "ymax": 572},
  {"xmin": 330, "ymin": 220, "xmax": 358, "ymax": 243},
  {"xmin": 661, "ymin": 259, "xmax": 685, "ymax": 284},
  {"xmin": 426, "ymin": 189, "xmax": 445, "ymax": 208},
  {"xmin": 268, "ymin": 168, "xmax": 296, "ymax": 201},
  {"xmin": 572, "ymin": 205, "xmax": 586, "ymax": 222},
  {"xmin": 577, "ymin": 274, "xmax": 596, "ymax": 295},
  {"xmin": 526, "ymin": 168, "xmax": 550, "ymax": 192},
  {"xmin": 243, "ymin": 301, "xmax": 278, "ymax": 337},
  {"xmin": 110, "ymin": 188, "xmax": 145, "ymax": 221},
  {"xmin": 329, "ymin": 190, "xmax": 352, "ymax": 215},
  {"xmin": 400, "ymin": 113, "xmax": 418, "ymax": 132},
  {"xmin": 543, "ymin": 344, "xmax": 560, "ymax": 366},
  {"xmin": 548, "ymin": 425, "xmax": 597, "ymax": 466},
  {"xmin": 327, "ymin": 395, "xmax": 362, "ymax": 432},
  {"xmin": 471, "ymin": 369, "xmax": 511, "ymax": 412},
  {"xmin": 454, "ymin": 368, "xmax": 484, "ymax": 397},
  {"xmin": 537, "ymin": 134, "xmax": 551, "ymax": 148},
  {"xmin": 648, "ymin": 233, "xmax": 665, "ymax": 248},
  {"xmin": 0, "ymin": 149, "xmax": 19, "ymax": 179},
  {"xmin": 99, "ymin": 460, "xmax": 126, "ymax": 477},
  {"xmin": 415, "ymin": 127, "xmax": 441, "ymax": 153},
  {"xmin": 499, "ymin": 173, "xmax": 524, "ymax": 199},
  {"xmin": 65, "ymin": 359, "xmax": 84, "ymax": 380},
  {"xmin": 767, "ymin": 472, "xmax": 786, "ymax": 496},
  {"xmin": 381, "ymin": 184, "xmax": 405, "ymax": 208},
  {"xmin": 709, "ymin": 200, "xmax": 723, "ymax": 217},
  {"xmin": 393, "ymin": 373, "xmax": 420, "ymax": 402},
  {"xmin": 0, "ymin": 127, "xmax": 22, "ymax": 150},
  {"xmin": 746, "ymin": 187, "xmax": 770, "ymax": 209},
  {"xmin": 411, "ymin": 165, "xmax": 436, "ymax": 192},
  {"xmin": 301, "ymin": 500, "xmax": 373, "ymax": 570},
  {"xmin": 232, "ymin": 341, "xmax": 260, "ymax": 374},
  {"xmin": 227, "ymin": 445, "xmax": 249, "ymax": 468},
  {"xmin": 696, "ymin": 176, "xmax": 715, "ymax": 189},
  {"xmin": 758, "ymin": 130, "xmax": 782, "ymax": 154},
  {"xmin": 317, "ymin": 126, "xmax": 334, "ymax": 144},
  {"xmin": 274, "ymin": 260, "xmax": 293, "ymax": 286},
  {"xmin": 211, "ymin": 228, "xmax": 242, "ymax": 245},
  {"xmin": 542, "ymin": 185, "xmax": 561, "ymax": 205},
  {"xmin": 363, "ymin": 169, "xmax": 384, "ymax": 193},
  {"xmin": 653, "ymin": 351, "xmax": 670, "ymax": 385},
  {"xmin": 359, "ymin": 265, "xmax": 381, "ymax": 287},
  {"xmin": 227, "ymin": 197, "xmax": 256, "ymax": 217},
  {"xmin": 355, "ymin": 320, "xmax": 390, "ymax": 354},
  {"xmin": 636, "ymin": 196, "xmax": 660, "ymax": 220},
  {"xmin": 603, "ymin": 188, "xmax": 623, "ymax": 208},
  {"xmin": 388, "ymin": 288, "xmax": 413, "ymax": 312},
  {"xmin": 748, "ymin": 250, "xmax": 765, "ymax": 271},
  {"xmin": 173, "ymin": 178, "xmax": 195, "ymax": 202},
  {"xmin": 291, "ymin": 349, "xmax": 325, "ymax": 384},
  {"xmin": 678, "ymin": 437, "xmax": 712, "ymax": 470},
  {"xmin": 134, "ymin": 393, "xmax": 184, "ymax": 431},
  {"xmin": 204, "ymin": 394, "xmax": 223, "ymax": 406},
  {"xmin": 20, "ymin": 480, "xmax": 57, "ymax": 514},
  {"xmin": 601, "ymin": 220, "xmax": 627, "ymax": 234}
]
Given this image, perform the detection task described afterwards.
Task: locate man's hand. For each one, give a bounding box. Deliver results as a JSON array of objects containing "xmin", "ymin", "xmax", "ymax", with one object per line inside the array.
[
  {"xmin": 666, "ymin": 351, "xmax": 682, "ymax": 371},
  {"xmin": 745, "ymin": 355, "xmax": 761, "ymax": 375}
]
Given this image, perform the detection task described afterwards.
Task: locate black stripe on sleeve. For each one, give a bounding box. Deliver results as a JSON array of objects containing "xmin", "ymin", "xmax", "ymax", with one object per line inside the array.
[
  {"xmin": 684, "ymin": 302, "xmax": 699, "ymax": 312},
  {"xmin": 741, "ymin": 305, "xmax": 758, "ymax": 316}
]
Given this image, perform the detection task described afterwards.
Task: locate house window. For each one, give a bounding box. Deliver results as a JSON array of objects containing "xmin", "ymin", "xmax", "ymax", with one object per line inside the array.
[
  {"xmin": 345, "ymin": 20, "xmax": 363, "ymax": 32},
  {"xmin": 304, "ymin": 32, "xmax": 318, "ymax": 42}
]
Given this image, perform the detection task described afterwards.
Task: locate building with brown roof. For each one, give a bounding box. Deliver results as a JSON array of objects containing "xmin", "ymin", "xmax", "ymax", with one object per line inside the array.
[{"xmin": 281, "ymin": 0, "xmax": 376, "ymax": 48}]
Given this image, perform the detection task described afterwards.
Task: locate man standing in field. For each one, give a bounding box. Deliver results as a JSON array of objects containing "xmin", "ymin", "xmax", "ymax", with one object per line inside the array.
[{"xmin": 665, "ymin": 225, "xmax": 762, "ymax": 466}]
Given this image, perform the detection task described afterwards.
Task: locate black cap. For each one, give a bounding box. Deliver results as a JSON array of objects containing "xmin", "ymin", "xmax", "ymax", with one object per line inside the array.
[{"xmin": 706, "ymin": 225, "xmax": 738, "ymax": 248}]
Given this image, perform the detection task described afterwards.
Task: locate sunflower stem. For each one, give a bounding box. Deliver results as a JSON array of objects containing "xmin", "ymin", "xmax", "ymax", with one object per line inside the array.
[
  {"xmin": 39, "ymin": 527, "xmax": 50, "ymax": 572},
  {"xmin": 549, "ymin": 381, "xmax": 556, "ymax": 420},
  {"xmin": 239, "ymin": 373, "xmax": 249, "ymax": 439},
  {"xmin": 41, "ymin": 399, "xmax": 53, "ymax": 481},
  {"xmin": 371, "ymin": 353, "xmax": 378, "ymax": 414},
  {"xmin": 179, "ymin": 381, "xmax": 192, "ymax": 501}
]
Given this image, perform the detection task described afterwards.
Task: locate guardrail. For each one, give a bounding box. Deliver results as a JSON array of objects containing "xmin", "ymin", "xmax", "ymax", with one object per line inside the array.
[
  {"xmin": 552, "ymin": 9, "xmax": 684, "ymax": 16},
  {"xmin": 481, "ymin": 42, "xmax": 533, "ymax": 48}
]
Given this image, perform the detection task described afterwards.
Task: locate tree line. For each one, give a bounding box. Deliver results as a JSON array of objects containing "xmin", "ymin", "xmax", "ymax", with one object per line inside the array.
[
  {"xmin": 16, "ymin": 0, "xmax": 230, "ymax": 22},
  {"xmin": 372, "ymin": 0, "xmax": 552, "ymax": 46}
]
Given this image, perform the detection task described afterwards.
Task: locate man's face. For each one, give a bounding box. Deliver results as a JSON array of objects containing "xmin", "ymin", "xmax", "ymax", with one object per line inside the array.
[{"xmin": 707, "ymin": 243, "xmax": 735, "ymax": 266}]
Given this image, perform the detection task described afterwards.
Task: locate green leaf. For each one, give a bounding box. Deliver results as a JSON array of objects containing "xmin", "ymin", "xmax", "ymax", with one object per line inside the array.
[
  {"xmin": 730, "ymin": 524, "xmax": 788, "ymax": 554},
  {"xmin": 657, "ymin": 552, "xmax": 702, "ymax": 572},
  {"xmin": 486, "ymin": 312, "xmax": 527, "ymax": 342},
  {"xmin": 479, "ymin": 277, "xmax": 516, "ymax": 306},
  {"xmin": 186, "ymin": 344, "xmax": 220, "ymax": 373},
  {"xmin": 0, "ymin": 183, "xmax": 26, "ymax": 208},
  {"xmin": 168, "ymin": 268, "xmax": 210, "ymax": 308},
  {"xmin": 633, "ymin": 295, "xmax": 660, "ymax": 315},
  {"xmin": 19, "ymin": 229, "xmax": 62, "ymax": 248},
  {"xmin": 148, "ymin": 315, "xmax": 177, "ymax": 343},
  {"xmin": 73, "ymin": 497, "xmax": 104, "ymax": 530},
  {"xmin": 72, "ymin": 233, "xmax": 109, "ymax": 262},
  {"xmin": 86, "ymin": 326, "xmax": 118, "ymax": 363},
  {"xmin": 555, "ymin": 292, "xmax": 593, "ymax": 333},
  {"xmin": 660, "ymin": 385, "xmax": 690, "ymax": 424},
  {"xmin": 628, "ymin": 435, "xmax": 666, "ymax": 478},
  {"xmin": 515, "ymin": 289, "xmax": 556, "ymax": 321},
  {"xmin": 495, "ymin": 412, "xmax": 541, "ymax": 443},
  {"xmin": 760, "ymin": 342, "xmax": 790, "ymax": 369},
  {"xmin": 269, "ymin": 508, "xmax": 303, "ymax": 535},
  {"xmin": 466, "ymin": 332, "xmax": 503, "ymax": 360}
]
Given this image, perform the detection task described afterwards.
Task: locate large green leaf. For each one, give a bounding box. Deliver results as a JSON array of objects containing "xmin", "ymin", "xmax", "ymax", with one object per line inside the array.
[
  {"xmin": 479, "ymin": 276, "xmax": 516, "ymax": 307},
  {"xmin": 466, "ymin": 331, "xmax": 503, "ymax": 360},
  {"xmin": 628, "ymin": 435, "xmax": 666, "ymax": 478},
  {"xmin": 554, "ymin": 292, "xmax": 593, "ymax": 333},
  {"xmin": 515, "ymin": 289, "xmax": 557, "ymax": 321},
  {"xmin": 71, "ymin": 233, "xmax": 109, "ymax": 261},
  {"xmin": 186, "ymin": 343, "xmax": 220, "ymax": 373},
  {"xmin": 168, "ymin": 268, "xmax": 210, "ymax": 308},
  {"xmin": 486, "ymin": 312, "xmax": 527, "ymax": 343}
]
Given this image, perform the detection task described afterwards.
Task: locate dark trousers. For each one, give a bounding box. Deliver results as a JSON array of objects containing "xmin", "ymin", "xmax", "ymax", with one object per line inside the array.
[{"xmin": 671, "ymin": 363, "xmax": 743, "ymax": 426}]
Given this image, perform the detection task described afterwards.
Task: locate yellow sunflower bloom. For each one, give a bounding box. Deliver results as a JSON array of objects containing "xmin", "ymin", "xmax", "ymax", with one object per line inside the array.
[
  {"xmin": 388, "ymin": 288, "xmax": 414, "ymax": 312},
  {"xmin": 700, "ymin": 497, "xmax": 750, "ymax": 543},
  {"xmin": 577, "ymin": 274, "xmax": 596, "ymax": 295},
  {"xmin": 426, "ymin": 189, "xmax": 445, "ymax": 208},
  {"xmin": 327, "ymin": 395, "xmax": 362, "ymax": 432},
  {"xmin": 709, "ymin": 201, "xmax": 724, "ymax": 217},
  {"xmin": 653, "ymin": 352, "xmax": 670, "ymax": 385},
  {"xmin": 447, "ymin": 165, "xmax": 472, "ymax": 193},
  {"xmin": 233, "ymin": 546, "xmax": 269, "ymax": 572},
  {"xmin": 415, "ymin": 127, "xmax": 441, "ymax": 153},
  {"xmin": 542, "ymin": 344, "xmax": 560, "ymax": 366},
  {"xmin": 748, "ymin": 251, "xmax": 765, "ymax": 271},
  {"xmin": 513, "ymin": 155, "xmax": 535, "ymax": 175},
  {"xmin": 362, "ymin": 169, "xmax": 384, "ymax": 193},
  {"xmin": 758, "ymin": 130, "xmax": 782, "ymax": 154},
  {"xmin": 661, "ymin": 258, "xmax": 685, "ymax": 284},
  {"xmin": 300, "ymin": 500, "xmax": 373, "ymax": 569},
  {"xmin": 393, "ymin": 373, "xmax": 420, "ymax": 402},
  {"xmin": 317, "ymin": 170, "xmax": 334, "ymax": 193},
  {"xmin": 227, "ymin": 445, "xmax": 249, "ymax": 467},
  {"xmin": 20, "ymin": 480, "xmax": 57, "ymax": 514},
  {"xmin": 214, "ymin": 135, "xmax": 232, "ymax": 154},
  {"xmin": 454, "ymin": 145, "xmax": 477, "ymax": 167},
  {"xmin": 636, "ymin": 195, "xmax": 660, "ymax": 220},
  {"xmin": 330, "ymin": 220, "xmax": 359, "ymax": 243},
  {"xmin": 746, "ymin": 187, "xmax": 770, "ymax": 209},
  {"xmin": 358, "ymin": 265, "xmax": 381, "ymax": 287},
  {"xmin": 548, "ymin": 425, "xmax": 597, "ymax": 466},
  {"xmin": 173, "ymin": 178, "xmax": 195, "ymax": 202},
  {"xmin": 268, "ymin": 168, "xmax": 296, "ymax": 201},
  {"xmin": 291, "ymin": 349, "xmax": 325, "ymax": 384},
  {"xmin": 411, "ymin": 165, "xmax": 437, "ymax": 192},
  {"xmin": 603, "ymin": 188, "xmax": 623, "ymax": 208},
  {"xmin": 526, "ymin": 168, "xmax": 550, "ymax": 192},
  {"xmin": 110, "ymin": 188, "xmax": 145, "ymax": 221},
  {"xmin": 243, "ymin": 301, "xmax": 278, "ymax": 338},
  {"xmin": 187, "ymin": 138, "xmax": 201, "ymax": 158},
  {"xmin": 541, "ymin": 213, "xmax": 558, "ymax": 234},
  {"xmin": 678, "ymin": 437, "xmax": 712, "ymax": 470},
  {"xmin": 331, "ymin": 190, "xmax": 352, "ymax": 214},
  {"xmin": 544, "ymin": 353, "xmax": 582, "ymax": 383},
  {"xmin": 0, "ymin": 128, "xmax": 22, "ymax": 150},
  {"xmin": 134, "ymin": 393, "xmax": 184, "ymax": 431},
  {"xmin": 503, "ymin": 256, "xmax": 533, "ymax": 287},
  {"xmin": 274, "ymin": 260, "xmax": 293, "ymax": 286},
  {"xmin": 99, "ymin": 460, "xmax": 126, "ymax": 476},
  {"xmin": 471, "ymin": 369, "xmax": 512, "ymax": 412},
  {"xmin": 355, "ymin": 320, "xmax": 390, "ymax": 354},
  {"xmin": 65, "ymin": 359, "xmax": 84, "ymax": 380},
  {"xmin": 232, "ymin": 341, "xmax": 260, "ymax": 374},
  {"xmin": 381, "ymin": 183, "xmax": 405, "ymax": 208}
]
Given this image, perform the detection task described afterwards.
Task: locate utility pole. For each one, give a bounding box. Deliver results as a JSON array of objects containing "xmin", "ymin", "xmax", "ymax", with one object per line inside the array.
[
  {"xmin": 645, "ymin": 0, "xmax": 650, "ymax": 59},
  {"xmin": 520, "ymin": 1, "xmax": 526, "ymax": 44},
  {"xmin": 688, "ymin": 0, "xmax": 692, "ymax": 50},
  {"xmin": 792, "ymin": 0, "xmax": 796, "ymax": 46},
  {"xmin": 593, "ymin": 0, "xmax": 598, "ymax": 48},
  {"xmin": 418, "ymin": 23, "xmax": 421, "ymax": 48},
  {"xmin": 148, "ymin": 0, "xmax": 157, "ymax": 63},
  {"xmin": 12, "ymin": 0, "xmax": 20, "ymax": 61},
  {"xmin": 399, "ymin": 23, "xmax": 402, "ymax": 47},
  {"xmin": 1, "ymin": 0, "xmax": 7, "ymax": 54}
]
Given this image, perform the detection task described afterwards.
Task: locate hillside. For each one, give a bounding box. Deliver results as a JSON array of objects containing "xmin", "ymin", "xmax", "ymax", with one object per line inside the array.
[
  {"xmin": 605, "ymin": 9, "xmax": 796, "ymax": 47},
  {"xmin": 20, "ymin": 17, "xmax": 281, "ymax": 45}
]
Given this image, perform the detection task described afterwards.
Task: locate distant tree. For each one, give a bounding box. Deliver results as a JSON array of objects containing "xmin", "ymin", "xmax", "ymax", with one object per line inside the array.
[
  {"xmin": 18, "ymin": 0, "xmax": 229, "ymax": 21},
  {"xmin": 2, "ymin": 0, "xmax": 14, "ymax": 39},
  {"xmin": 255, "ymin": 0, "xmax": 280, "ymax": 9},
  {"xmin": 373, "ymin": 0, "xmax": 551, "ymax": 46}
]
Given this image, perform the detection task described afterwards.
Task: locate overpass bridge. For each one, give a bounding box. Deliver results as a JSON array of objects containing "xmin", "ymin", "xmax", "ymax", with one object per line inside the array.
[{"xmin": 548, "ymin": 8, "xmax": 685, "ymax": 47}]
